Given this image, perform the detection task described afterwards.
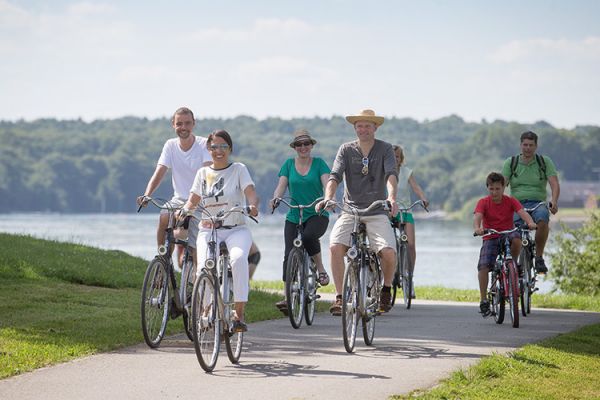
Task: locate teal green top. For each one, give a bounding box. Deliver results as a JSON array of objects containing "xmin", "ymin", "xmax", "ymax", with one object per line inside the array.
[
  {"xmin": 501, "ymin": 154, "xmax": 557, "ymax": 201},
  {"xmin": 278, "ymin": 157, "xmax": 330, "ymax": 223}
]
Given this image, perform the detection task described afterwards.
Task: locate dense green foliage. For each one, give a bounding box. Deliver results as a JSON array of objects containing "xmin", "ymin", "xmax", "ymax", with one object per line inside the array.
[
  {"xmin": 1, "ymin": 116, "xmax": 598, "ymax": 213},
  {"xmin": 550, "ymin": 214, "xmax": 600, "ymax": 296}
]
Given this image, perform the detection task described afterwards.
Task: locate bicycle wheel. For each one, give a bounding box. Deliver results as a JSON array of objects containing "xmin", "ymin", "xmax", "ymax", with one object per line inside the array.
[
  {"xmin": 342, "ymin": 260, "xmax": 359, "ymax": 353},
  {"xmin": 491, "ymin": 270, "xmax": 505, "ymax": 324},
  {"xmin": 224, "ymin": 272, "xmax": 244, "ymax": 364},
  {"xmin": 507, "ymin": 260, "xmax": 520, "ymax": 328},
  {"xmin": 191, "ymin": 272, "xmax": 220, "ymax": 372},
  {"xmin": 519, "ymin": 249, "xmax": 529, "ymax": 317},
  {"xmin": 399, "ymin": 245, "xmax": 412, "ymax": 309},
  {"xmin": 181, "ymin": 257, "xmax": 195, "ymax": 341},
  {"xmin": 285, "ymin": 248, "xmax": 305, "ymax": 329},
  {"xmin": 362, "ymin": 256, "xmax": 380, "ymax": 346},
  {"xmin": 523, "ymin": 249, "xmax": 534, "ymax": 315},
  {"xmin": 391, "ymin": 241, "xmax": 401, "ymax": 307},
  {"xmin": 304, "ymin": 256, "xmax": 317, "ymax": 326},
  {"xmin": 141, "ymin": 257, "xmax": 170, "ymax": 348}
]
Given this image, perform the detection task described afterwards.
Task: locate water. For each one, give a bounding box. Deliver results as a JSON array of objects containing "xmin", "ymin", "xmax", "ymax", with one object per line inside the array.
[{"xmin": 0, "ymin": 212, "xmax": 554, "ymax": 293}]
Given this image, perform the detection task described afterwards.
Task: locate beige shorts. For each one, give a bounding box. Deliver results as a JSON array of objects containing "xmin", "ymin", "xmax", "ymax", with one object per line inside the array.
[{"xmin": 329, "ymin": 213, "xmax": 396, "ymax": 253}]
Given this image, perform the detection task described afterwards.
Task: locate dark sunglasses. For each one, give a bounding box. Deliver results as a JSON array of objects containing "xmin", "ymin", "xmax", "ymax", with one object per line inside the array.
[
  {"xmin": 361, "ymin": 157, "xmax": 369, "ymax": 175},
  {"xmin": 294, "ymin": 141, "xmax": 312, "ymax": 148},
  {"xmin": 209, "ymin": 143, "xmax": 230, "ymax": 151}
]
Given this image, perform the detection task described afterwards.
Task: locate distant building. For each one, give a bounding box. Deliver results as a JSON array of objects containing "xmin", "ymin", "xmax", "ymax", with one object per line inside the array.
[{"xmin": 559, "ymin": 181, "xmax": 600, "ymax": 208}]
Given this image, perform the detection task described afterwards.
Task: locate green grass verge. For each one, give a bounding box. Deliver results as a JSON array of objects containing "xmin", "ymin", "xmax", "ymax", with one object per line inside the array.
[
  {"xmin": 392, "ymin": 323, "xmax": 600, "ymax": 400},
  {"xmin": 0, "ymin": 233, "xmax": 286, "ymax": 379}
]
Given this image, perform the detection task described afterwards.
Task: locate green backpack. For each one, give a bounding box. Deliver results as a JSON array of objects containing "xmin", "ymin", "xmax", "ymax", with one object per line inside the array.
[{"xmin": 509, "ymin": 154, "xmax": 547, "ymax": 181}]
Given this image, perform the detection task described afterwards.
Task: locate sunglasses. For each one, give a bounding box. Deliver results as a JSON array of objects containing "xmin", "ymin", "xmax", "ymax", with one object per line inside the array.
[
  {"xmin": 294, "ymin": 141, "xmax": 312, "ymax": 148},
  {"xmin": 209, "ymin": 143, "xmax": 230, "ymax": 151},
  {"xmin": 361, "ymin": 157, "xmax": 369, "ymax": 175}
]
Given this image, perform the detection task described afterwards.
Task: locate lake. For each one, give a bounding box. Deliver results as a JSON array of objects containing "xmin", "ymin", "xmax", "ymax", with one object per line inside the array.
[{"xmin": 0, "ymin": 212, "xmax": 555, "ymax": 293}]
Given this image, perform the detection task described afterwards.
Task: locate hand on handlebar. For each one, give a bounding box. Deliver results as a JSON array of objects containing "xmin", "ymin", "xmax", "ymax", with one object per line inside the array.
[
  {"xmin": 136, "ymin": 195, "xmax": 150, "ymax": 212},
  {"xmin": 247, "ymin": 204, "xmax": 259, "ymax": 218},
  {"xmin": 473, "ymin": 227, "xmax": 485, "ymax": 236}
]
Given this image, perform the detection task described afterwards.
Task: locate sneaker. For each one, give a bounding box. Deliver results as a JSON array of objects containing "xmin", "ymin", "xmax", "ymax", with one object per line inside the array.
[
  {"xmin": 232, "ymin": 320, "xmax": 248, "ymax": 333},
  {"xmin": 275, "ymin": 299, "xmax": 289, "ymax": 316},
  {"xmin": 379, "ymin": 291, "xmax": 392, "ymax": 313},
  {"xmin": 479, "ymin": 300, "xmax": 491, "ymax": 317},
  {"xmin": 329, "ymin": 296, "xmax": 342, "ymax": 316},
  {"xmin": 535, "ymin": 256, "xmax": 548, "ymax": 274}
]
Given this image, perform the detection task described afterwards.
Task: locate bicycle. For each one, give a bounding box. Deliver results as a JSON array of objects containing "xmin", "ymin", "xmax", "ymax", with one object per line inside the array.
[
  {"xmin": 137, "ymin": 196, "xmax": 195, "ymax": 348},
  {"xmin": 518, "ymin": 201, "xmax": 548, "ymax": 316},
  {"xmin": 271, "ymin": 197, "xmax": 324, "ymax": 329},
  {"xmin": 324, "ymin": 199, "xmax": 388, "ymax": 353},
  {"xmin": 474, "ymin": 227, "xmax": 522, "ymax": 328},
  {"xmin": 187, "ymin": 205, "xmax": 257, "ymax": 372},
  {"xmin": 391, "ymin": 200, "xmax": 428, "ymax": 309}
]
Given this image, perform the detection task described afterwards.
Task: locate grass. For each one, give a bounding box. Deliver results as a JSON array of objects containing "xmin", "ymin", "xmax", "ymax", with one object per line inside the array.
[
  {"xmin": 0, "ymin": 233, "xmax": 286, "ymax": 379},
  {"xmin": 392, "ymin": 323, "xmax": 600, "ymax": 400}
]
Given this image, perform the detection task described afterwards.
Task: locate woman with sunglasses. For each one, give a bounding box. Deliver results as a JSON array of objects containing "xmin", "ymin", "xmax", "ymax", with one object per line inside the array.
[
  {"xmin": 270, "ymin": 129, "xmax": 331, "ymax": 314},
  {"xmin": 182, "ymin": 130, "xmax": 259, "ymax": 332}
]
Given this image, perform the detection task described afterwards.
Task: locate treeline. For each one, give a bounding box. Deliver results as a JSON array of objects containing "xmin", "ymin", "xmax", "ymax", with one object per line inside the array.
[{"xmin": 0, "ymin": 116, "xmax": 598, "ymax": 214}]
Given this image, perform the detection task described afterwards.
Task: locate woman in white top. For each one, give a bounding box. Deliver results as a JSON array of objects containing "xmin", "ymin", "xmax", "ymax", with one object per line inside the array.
[
  {"xmin": 182, "ymin": 130, "xmax": 259, "ymax": 332},
  {"xmin": 393, "ymin": 144, "xmax": 428, "ymax": 299}
]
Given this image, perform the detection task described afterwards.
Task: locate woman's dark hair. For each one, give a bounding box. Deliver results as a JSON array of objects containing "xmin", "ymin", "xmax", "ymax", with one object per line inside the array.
[
  {"xmin": 207, "ymin": 129, "xmax": 233, "ymax": 152},
  {"xmin": 486, "ymin": 172, "xmax": 505, "ymax": 187}
]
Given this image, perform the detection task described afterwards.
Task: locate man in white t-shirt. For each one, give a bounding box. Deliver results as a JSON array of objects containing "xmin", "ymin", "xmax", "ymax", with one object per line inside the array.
[{"xmin": 137, "ymin": 107, "xmax": 212, "ymax": 263}]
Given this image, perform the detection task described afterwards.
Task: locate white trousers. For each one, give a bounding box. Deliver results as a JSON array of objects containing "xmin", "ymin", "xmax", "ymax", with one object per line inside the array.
[{"xmin": 196, "ymin": 226, "xmax": 251, "ymax": 302}]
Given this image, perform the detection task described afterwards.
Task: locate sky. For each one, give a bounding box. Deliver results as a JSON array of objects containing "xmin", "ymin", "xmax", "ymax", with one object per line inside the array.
[{"xmin": 1, "ymin": 0, "xmax": 599, "ymax": 128}]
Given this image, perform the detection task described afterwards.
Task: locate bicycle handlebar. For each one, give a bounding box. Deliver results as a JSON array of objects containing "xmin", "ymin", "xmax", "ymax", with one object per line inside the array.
[
  {"xmin": 136, "ymin": 196, "xmax": 182, "ymax": 213},
  {"xmin": 179, "ymin": 205, "xmax": 258, "ymax": 226},
  {"xmin": 323, "ymin": 199, "xmax": 390, "ymax": 215},
  {"xmin": 523, "ymin": 201, "xmax": 550, "ymax": 213},
  {"xmin": 271, "ymin": 197, "xmax": 323, "ymax": 213},
  {"xmin": 398, "ymin": 199, "xmax": 429, "ymax": 213}
]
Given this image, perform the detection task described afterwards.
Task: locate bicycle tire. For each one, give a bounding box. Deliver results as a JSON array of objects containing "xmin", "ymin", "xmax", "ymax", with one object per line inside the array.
[
  {"xmin": 491, "ymin": 269, "xmax": 505, "ymax": 324},
  {"xmin": 362, "ymin": 255, "xmax": 379, "ymax": 346},
  {"xmin": 401, "ymin": 246, "xmax": 413, "ymax": 309},
  {"xmin": 342, "ymin": 260, "xmax": 359, "ymax": 353},
  {"xmin": 192, "ymin": 272, "xmax": 221, "ymax": 372},
  {"xmin": 507, "ymin": 260, "xmax": 520, "ymax": 328},
  {"xmin": 141, "ymin": 257, "xmax": 170, "ymax": 348},
  {"xmin": 224, "ymin": 271, "xmax": 244, "ymax": 364},
  {"xmin": 524, "ymin": 248, "xmax": 534, "ymax": 315},
  {"xmin": 285, "ymin": 248, "xmax": 305, "ymax": 329},
  {"xmin": 519, "ymin": 249, "xmax": 530, "ymax": 317},
  {"xmin": 181, "ymin": 257, "xmax": 195, "ymax": 341},
  {"xmin": 391, "ymin": 238, "xmax": 401, "ymax": 307},
  {"xmin": 304, "ymin": 255, "xmax": 317, "ymax": 326}
]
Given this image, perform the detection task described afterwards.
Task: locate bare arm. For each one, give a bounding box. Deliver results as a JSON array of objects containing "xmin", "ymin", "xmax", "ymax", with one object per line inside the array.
[
  {"xmin": 386, "ymin": 174, "xmax": 398, "ymax": 216},
  {"xmin": 473, "ymin": 212, "xmax": 484, "ymax": 236},
  {"xmin": 270, "ymin": 176, "xmax": 288, "ymax": 210},
  {"xmin": 244, "ymin": 184, "xmax": 259, "ymax": 217},
  {"xmin": 137, "ymin": 164, "xmax": 168, "ymax": 205},
  {"xmin": 548, "ymin": 176, "xmax": 560, "ymax": 214},
  {"xmin": 516, "ymin": 208, "xmax": 537, "ymax": 229},
  {"xmin": 408, "ymin": 174, "xmax": 429, "ymax": 208},
  {"xmin": 316, "ymin": 178, "xmax": 338, "ymax": 212}
]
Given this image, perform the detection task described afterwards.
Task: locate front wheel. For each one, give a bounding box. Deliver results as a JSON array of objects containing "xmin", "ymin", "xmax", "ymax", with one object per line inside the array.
[
  {"xmin": 490, "ymin": 269, "xmax": 505, "ymax": 324},
  {"xmin": 507, "ymin": 260, "xmax": 520, "ymax": 328},
  {"xmin": 401, "ymin": 247, "xmax": 413, "ymax": 310},
  {"xmin": 342, "ymin": 260, "xmax": 359, "ymax": 353},
  {"xmin": 181, "ymin": 256, "xmax": 195, "ymax": 341},
  {"xmin": 141, "ymin": 257, "xmax": 170, "ymax": 348},
  {"xmin": 285, "ymin": 248, "xmax": 305, "ymax": 329},
  {"xmin": 191, "ymin": 272, "xmax": 221, "ymax": 372}
]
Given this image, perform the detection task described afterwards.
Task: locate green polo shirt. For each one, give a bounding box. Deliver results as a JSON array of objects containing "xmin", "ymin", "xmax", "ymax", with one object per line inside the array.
[{"xmin": 501, "ymin": 154, "xmax": 557, "ymax": 201}]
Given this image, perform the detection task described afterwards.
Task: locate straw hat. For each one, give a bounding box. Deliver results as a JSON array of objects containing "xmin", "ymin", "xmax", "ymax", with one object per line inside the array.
[
  {"xmin": 289, "ymin": 129, "xmax": 317, "ymax": 148},
  {"xmin": 345, "ymin": 109, "xmax": 384, "ymax": 126}
]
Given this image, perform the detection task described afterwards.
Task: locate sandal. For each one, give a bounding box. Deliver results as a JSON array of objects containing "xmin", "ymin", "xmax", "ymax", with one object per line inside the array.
[{"xmin": 318, "ymin": 272, "xmax": 330, "ymax": 286}]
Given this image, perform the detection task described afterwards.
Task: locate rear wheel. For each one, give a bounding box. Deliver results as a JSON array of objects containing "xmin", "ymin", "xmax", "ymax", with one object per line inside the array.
[
  {"xmin": 181, "ymin": 256, "xmax": 195, "ymax": 341},
  {"xmin": 400, "ymin": 245, "xmax": 412, "ymax": 309},
  {"xmin": 519, "ymin": 250, "xmax": 530, "ymax": 317},
  {"xmin": 285, "ymin": 248, "xmax": 305, "ymax": 329},
  {"xmin": 524, "ymin": 250, "xmax": 534, "ymax": 314},
  {"xmin": 342, "ymin": 260, "xmax": 359, "ymax": 353},
  {"xmin": 304, "ymin": 256, "xmax": 317, "ymax": 326},
  {"xmin": 141, "ymin": 257, "xmax": 170, "ymax": 348},
  {"xmin": 507, "ymin": 260, "xmax": 520, "ymax": 328},
  {"xmin": 491, "ymin": 269, "xmax": 505, "ymax": 324},
  {"xmin": 224, "ymin": 272, "xmax": 243, "ymax": 364},
  {"xmin": 192, "ymin": 272, "xmax": 220, "ymax": 372}
]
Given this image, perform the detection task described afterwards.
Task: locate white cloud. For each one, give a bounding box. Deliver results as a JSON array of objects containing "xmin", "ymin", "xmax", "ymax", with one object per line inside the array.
[
  {"xmin": 66, "ymin": 1, "xmax": 116, "ymax": 16},
  {"xmin": 490, "ymin": 36, "xmax": 600, "ymax": 63},
  {"xmin": 117, "ymin": 65, "xmax": 169, "ymax": 82}
]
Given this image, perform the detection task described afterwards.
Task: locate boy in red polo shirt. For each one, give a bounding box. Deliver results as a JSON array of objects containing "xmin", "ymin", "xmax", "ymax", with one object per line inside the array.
[{"xmin": 473, "ymin": 172, "xmax": 536, "ymax": 317}]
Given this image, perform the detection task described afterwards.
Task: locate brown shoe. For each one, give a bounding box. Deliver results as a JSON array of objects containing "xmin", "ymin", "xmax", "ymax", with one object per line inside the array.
[
  {"xmin": 379, "ymin": 291, "xmax": 392, "ymax": 313},
  {"xmin": 329, "ymin": 296, "xmax": 342, "ymax": 316},
  {"xmin": 275, "ymin": 299, "xmax": 289, "ymax": 316}
]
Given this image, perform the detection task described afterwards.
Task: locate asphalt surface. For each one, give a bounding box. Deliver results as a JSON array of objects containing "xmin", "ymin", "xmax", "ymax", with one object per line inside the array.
[{"xmin": 1, "ymin": 299, "xmax": 599, "ymax": 400}]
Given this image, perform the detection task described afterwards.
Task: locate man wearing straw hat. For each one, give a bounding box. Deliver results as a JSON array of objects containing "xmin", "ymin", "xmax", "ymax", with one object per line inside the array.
[{"xmin": 316, "ymin": 109, "xmax": 398, "ymax": 315}]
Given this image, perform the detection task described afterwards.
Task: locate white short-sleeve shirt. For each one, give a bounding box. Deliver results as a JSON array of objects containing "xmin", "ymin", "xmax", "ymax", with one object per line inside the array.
[
  {"xmin": 190, "ymin": 162, "xmax": 255, "ymax": 227},
  {"xmin": 157, "ymin": 136, "xmax": 210, "ymax": 199}
]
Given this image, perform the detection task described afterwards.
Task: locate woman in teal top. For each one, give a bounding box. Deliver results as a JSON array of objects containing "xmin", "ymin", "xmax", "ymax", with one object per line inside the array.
[{"xmin": 270, "ymin": 129, "xmax": 331, "ymax": 311}]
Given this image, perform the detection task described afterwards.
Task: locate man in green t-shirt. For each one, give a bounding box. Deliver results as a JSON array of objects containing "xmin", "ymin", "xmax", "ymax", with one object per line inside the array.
[{"xmin": 501, "ymin": 131, "xmax": 560, "ymax": 274}]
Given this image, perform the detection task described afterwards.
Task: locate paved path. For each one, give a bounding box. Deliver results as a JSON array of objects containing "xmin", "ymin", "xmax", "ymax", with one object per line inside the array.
[{"xmin": 1, "ymin": 300, "xmax": 599, "ymax": 400}]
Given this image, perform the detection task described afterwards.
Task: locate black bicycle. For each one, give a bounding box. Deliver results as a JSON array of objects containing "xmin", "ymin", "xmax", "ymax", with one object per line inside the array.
[
  {"xmin": 518, "ymin": 201, "xmax": 547, "ymax": 316},
  {"xmin": 391, "ymin": 200, "xmax": 428, "ymax": 309},
  {"xmin": 272, "ymin": 197, "xmax": 323, "ymax": 329},
  {"xmin": 137, "ymin": 196, "xmax": 194, "ymax": 348},
  {"xmin": 186, "ymin": 205, "xmax": 257, "ymax": 372},
  {"xmin": 475, "ymin": 227, "xmax": 522, "ymax": 328},
  {"xmin": 324, "ymin": 199, "xmax": 387, "ymax": 353}
]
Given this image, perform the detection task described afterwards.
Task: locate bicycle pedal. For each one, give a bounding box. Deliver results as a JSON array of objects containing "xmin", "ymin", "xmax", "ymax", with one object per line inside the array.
[{"xmin": 315, "ymin": 294, "xmax": 321, "ymax": 299}]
